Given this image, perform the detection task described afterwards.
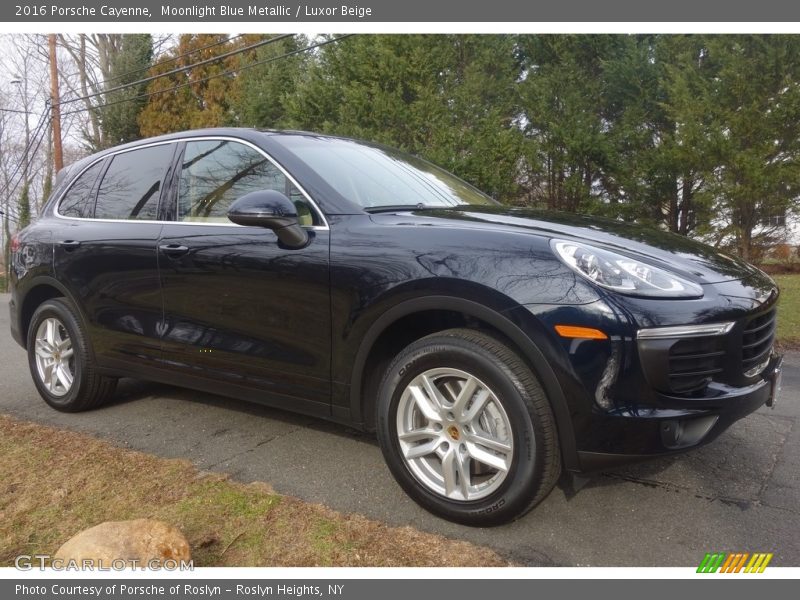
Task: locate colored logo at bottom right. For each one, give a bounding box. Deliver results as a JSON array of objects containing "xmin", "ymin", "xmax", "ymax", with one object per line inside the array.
[{"xmin": 697, "ymin": 553, "xmax": 774, "ymax": 573}]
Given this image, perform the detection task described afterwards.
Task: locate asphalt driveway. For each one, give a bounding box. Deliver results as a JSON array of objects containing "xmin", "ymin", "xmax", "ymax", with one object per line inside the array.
[{"xmin": 1, "ymin": 294, "xmax": 798, "ymax": 567}]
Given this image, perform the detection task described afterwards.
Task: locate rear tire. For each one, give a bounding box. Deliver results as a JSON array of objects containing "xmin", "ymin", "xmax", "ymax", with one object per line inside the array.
[
  {"xmin": 376, "ymin": 328, "xmax": 561, "ymax": 526},
  {"xmin": 27, "ymin": 298, "xmax": 117, "ymax": 412}
]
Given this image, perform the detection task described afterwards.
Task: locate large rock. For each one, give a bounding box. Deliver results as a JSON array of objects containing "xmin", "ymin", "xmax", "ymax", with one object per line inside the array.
[{"xmin": 54, "ymin": 519, "xmax": 191, "ymax": 568}]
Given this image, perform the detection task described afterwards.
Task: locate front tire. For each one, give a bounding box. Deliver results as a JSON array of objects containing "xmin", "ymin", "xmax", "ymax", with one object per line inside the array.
[
  {"xmin": 376, "ymin": 328, "xmax": 561, "ymax": 526},
  {"xmin": 27, "ymin": 298, "xmax": 117, "ymax": 412}
]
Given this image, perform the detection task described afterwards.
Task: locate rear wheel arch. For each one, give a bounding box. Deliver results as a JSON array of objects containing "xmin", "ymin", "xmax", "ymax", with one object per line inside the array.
[
  {"xmin": 19, "ymin": 281, "xmax": 70, "ymax": 349},
  {"xmin": 348, "ymin": 296, "xmax": 578, "ymax": 470}
]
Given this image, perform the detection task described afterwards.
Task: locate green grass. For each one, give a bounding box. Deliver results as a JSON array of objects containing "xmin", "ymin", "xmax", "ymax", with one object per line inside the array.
[{"xmin": 774, "ymin": 274, "xmax": 800, "ymax": 348}]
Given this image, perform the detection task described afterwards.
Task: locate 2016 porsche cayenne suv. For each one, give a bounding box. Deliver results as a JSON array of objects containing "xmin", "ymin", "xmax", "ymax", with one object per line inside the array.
[{"xmin": 8, "ymin": 128, "xmax": 783, "ymax": 525}]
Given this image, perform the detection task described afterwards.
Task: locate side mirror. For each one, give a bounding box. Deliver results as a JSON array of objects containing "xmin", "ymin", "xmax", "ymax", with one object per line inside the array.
[{"xmin": 227, "ymin": 190, "xmax": 309, "ymax": 249}]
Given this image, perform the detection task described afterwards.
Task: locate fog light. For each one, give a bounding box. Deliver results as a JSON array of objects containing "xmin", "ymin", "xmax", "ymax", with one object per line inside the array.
[
  {"xmin": 744, "ymin": 355, "xmax": 771, "ymax": 378},
  {"xmin": 660, "ymin": 416, "xmax": 719, "ymax": 450}
]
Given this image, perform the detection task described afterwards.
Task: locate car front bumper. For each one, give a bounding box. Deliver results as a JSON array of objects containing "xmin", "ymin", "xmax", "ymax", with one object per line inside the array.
[{"xmin": 575, "ymin": 353, "xmax": 783, "ymax": 471}]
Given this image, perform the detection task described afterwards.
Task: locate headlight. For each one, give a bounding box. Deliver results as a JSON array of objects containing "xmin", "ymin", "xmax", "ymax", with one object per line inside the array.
[{"xmin": 551, "ymin": 239, "xmax": 703, "ymax": 298}]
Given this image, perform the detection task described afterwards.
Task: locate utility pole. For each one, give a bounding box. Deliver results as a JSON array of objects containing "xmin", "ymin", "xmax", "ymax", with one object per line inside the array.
[{"xmin": 48, "ymin": 33, "xmax": 63, "ymax": 172}]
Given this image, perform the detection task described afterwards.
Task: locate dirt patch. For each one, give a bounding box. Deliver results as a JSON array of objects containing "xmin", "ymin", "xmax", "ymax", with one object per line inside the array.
[{"xmin": 0, "ymin": 414, "xmax": 511, "ymax": 567}]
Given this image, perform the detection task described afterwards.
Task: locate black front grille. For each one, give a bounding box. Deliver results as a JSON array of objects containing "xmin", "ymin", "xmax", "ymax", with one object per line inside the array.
[
  {"xmin": 639, "ymin": 305, "xmax": 778, "ymax": 397},
  {"xmin": 742, "ymin": 309, "xmax": 777, "ymax": 376},
  {"xmin": 667, "ymin": 337, "xmax": 726, "ymax": 394}
]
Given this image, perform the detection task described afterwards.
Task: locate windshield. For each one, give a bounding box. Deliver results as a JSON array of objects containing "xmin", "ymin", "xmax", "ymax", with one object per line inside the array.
[{"xmin": 278, "ymin": 136, "xmax": 495, "ymax": 210}]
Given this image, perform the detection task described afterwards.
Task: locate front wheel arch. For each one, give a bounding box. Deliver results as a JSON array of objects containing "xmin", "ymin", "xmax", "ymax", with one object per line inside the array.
[{"xmin": 349, "ymin": 296, "xmax": 579, "ymax": 472}]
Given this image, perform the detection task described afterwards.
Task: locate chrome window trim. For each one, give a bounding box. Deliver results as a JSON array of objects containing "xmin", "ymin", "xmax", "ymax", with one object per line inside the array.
[
  {"xmin": 52, "ymin": 135, "xmax": 329, "ymax": 231},
  {"xmin": 637, "ymin": 321, "xmax": 735, "ymax": 340}
]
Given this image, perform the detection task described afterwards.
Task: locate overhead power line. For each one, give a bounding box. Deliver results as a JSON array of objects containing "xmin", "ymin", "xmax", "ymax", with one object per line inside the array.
[
  {"xmin": 0, "ymin": 209, "xmax": 22, "ymax": 225},
  {"xmin": 59, "ymin": 34, "xmax": 293, "ymax": 108},
  {"xmin": 62, "ymin": 35, "xmax": 355, "ymax": 118},
  {"xmin": 96, "ymin": 34, "xmax": 244, "ymax": 88},
  {"xmin": 0, "ymin": 122, "xmax": 51, "ymax": 210},
  {"xmin": 0, "ymin": 34, "xmax": 355, "ymax": 227},
  {"xmin": 0, "ymin": 116, "xmax": 51, "ymax": 226},
  {"xmin": 0, "ymin": 109, "xmax": 51, "ymax": 200},
  {"xmin": 0, "ymin": 107, "xmax": 44, "ymax": 116}
]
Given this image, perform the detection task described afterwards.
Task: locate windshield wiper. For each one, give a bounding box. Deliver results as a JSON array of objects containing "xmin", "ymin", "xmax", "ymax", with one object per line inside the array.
[{"xmin": 363, "ymin": 203, "xmax": 429, "ymax": 213}]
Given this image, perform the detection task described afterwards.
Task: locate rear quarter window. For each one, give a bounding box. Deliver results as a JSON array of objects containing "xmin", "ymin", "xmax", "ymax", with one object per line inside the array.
[{"xmin": 57, "ymin": 160, "xmax": 105, "ymax": 219}]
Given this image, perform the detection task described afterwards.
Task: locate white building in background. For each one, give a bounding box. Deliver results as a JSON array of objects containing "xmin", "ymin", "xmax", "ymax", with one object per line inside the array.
[
  {"xmin": 787, "ymin": 215, "xmax": 800, "ymax": 247},
  {"xmin": 700, "ymin": 208, "xmax": 800, "ymax": 258},
  {"xmin": 758, "ymin": 212, "xmax": 800, "ymax": 250}
]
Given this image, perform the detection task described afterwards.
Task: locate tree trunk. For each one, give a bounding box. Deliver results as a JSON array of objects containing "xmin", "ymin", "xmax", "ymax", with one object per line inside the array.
[
  {"xmin": 668, "ymin": 180, "xmax": 679, "ymax": 232},
  {"xmin": 48, "ymin": 34, "xmax": 63, "ymax": 172},
  {"xmin": 678, "ymin": 176, "xmax": 693, "ymax": 235},
  {"xmin": 739, "ymin": 228, "xmax": 751, "ymax": 262},
  {"xmin": 736, "ymin": 203, "xmax": 755, "ymax": 262},
  {"xmin": 59, "ymin": 34, "xmax": 101, "ymax": 148}
]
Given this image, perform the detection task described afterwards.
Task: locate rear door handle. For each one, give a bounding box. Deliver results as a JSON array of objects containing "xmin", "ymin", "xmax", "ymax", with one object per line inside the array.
[
  {"xmin": 58, "ymin": 240, "xmax": 81, "ymax": 251},
  {"xmin": 159, "ymin": 244, "xmax": 190, "ymax": 258}
]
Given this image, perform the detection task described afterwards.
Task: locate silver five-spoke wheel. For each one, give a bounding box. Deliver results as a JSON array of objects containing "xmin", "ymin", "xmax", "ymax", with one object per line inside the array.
[
  {"xmin": 396, "ymin": 367, "xmax": 514, "ymax": 501},
  {"xmin": 33, "ymin": 317, "xmax": 75, "ymax": 397}
]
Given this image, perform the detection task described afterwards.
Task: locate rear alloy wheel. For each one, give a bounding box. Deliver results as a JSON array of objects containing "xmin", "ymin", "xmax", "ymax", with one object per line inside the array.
[
  {"xmin": 27, "ymin": 298, "xmax": 117, "ymax": 412},
  {"xmin": 377, "ymin": 328, "xmax": 561, "ymax": 526},
  {"xmin": 33, "ymin": 317, "xmax": 75, "ymax": 397}
]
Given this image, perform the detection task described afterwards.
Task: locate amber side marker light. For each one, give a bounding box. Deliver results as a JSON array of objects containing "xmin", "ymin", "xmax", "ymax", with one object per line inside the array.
[{"xmin": 554, "ymin": 325, "xmax": 609, "ymax": 340}]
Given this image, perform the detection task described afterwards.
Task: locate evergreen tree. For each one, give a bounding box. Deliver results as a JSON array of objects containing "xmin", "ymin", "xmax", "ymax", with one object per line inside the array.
[
  {"xmin": 229, "ymin": 35, "xmax": 306, "ymax": 128},
  {"xmin": 132, "ymin": 33, "xmax": 800, "ymax": 259},
  {"xmin": 17, "ymin": 183, "xmax": 31, "ymax": 228},
  {"xmin": 287, "ymin": 35, "xmax": 524, "ymax": 200},
  {"xmin": 601, "ymin": 34, "xmax": 714, "ymax": 233},
  {"xmin": 701, "ymin": 35, "xmax": 800, "ymax": 260},
  {"xmin": 517, "ymin": 35, "xmax": 620, "ymax": 212},
  {"xmin": 102, "ymin": 34, "xmax": 153, "ymax": 147}
]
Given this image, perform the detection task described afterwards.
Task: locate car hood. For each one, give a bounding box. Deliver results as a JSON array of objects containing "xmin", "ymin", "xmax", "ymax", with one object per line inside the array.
[{"xmin": 401, "ymin": 206, "xmax": 775, "ymax": 290}]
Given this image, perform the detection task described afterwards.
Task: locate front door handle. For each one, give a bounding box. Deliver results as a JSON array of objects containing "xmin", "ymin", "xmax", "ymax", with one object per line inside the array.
[
  {"xmin": 159, "ymin": 244, "xmax": 190, "ymax": 258},
  {"xmin": 58, "ymin": 240, "xmax": 81, "ymax": 251}
]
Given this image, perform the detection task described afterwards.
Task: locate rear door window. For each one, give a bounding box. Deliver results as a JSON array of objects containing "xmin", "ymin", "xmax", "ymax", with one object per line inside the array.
[{"xmin": 95, "ymin": 144, "xmax": 175, "ymax": 220}]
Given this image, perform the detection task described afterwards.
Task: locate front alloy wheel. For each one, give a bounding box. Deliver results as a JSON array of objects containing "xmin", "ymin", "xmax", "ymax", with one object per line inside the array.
[
  {"xmin": 396, "ymin": 368, "xmax": 513, "ymax": 501},
  {"xmin": 377, "ymin": 328, "xmax": 561, "ymax": 526}
]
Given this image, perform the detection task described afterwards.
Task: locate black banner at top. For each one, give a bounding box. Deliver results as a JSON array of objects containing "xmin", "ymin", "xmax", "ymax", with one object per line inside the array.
[{"xmin": 5, "ymin": 0, "xmax": 800, "ymax": 22}]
